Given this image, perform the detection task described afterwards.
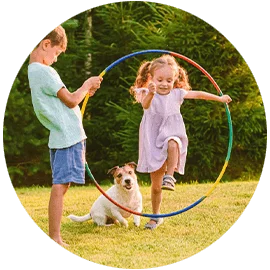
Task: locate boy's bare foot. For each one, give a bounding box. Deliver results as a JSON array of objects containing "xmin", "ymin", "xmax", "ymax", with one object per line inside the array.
[
  {"xmin": 59, "ymin": 241, "xmax": 69, "ymax": 247},
  {"xmin": 52, "ymin": 237, "xmax": 69, "ymax": 247}
]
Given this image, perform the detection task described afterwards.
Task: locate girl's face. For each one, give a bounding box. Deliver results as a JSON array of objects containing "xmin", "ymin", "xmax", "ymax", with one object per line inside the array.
[{"xmin": 151, "ymin": 65, "xmax": 176, "ymax": 95}]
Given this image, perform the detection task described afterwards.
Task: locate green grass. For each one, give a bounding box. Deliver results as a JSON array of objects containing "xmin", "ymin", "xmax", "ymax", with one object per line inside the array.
[{"xmin": 16, "ymin": 181, "xmax": 258, "ymax": 269}]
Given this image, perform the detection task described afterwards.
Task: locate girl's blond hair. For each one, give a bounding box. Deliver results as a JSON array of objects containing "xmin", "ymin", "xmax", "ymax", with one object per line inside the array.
[
  {"xmin": 130, "ymin": 54, "xmax": 191, "ymax": 101},
  {"xmin": 149, "ymin": 54, "xmax": 191, "ymax": 90},
  {"xmin": 129, "ymin": 61, "xmax": 151, "ymax": 98}
]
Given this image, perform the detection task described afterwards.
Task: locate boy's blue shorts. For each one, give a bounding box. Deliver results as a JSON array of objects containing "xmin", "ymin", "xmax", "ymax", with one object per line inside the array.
[{"xmin": 50, "ymin": 140, "xmax": 86, "ymax": 185}]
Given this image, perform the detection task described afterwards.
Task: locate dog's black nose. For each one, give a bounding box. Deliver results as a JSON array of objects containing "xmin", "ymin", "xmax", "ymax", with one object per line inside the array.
[{"xmin": 125, "ymin": 179, "xmax": 131, "ymax": 184}]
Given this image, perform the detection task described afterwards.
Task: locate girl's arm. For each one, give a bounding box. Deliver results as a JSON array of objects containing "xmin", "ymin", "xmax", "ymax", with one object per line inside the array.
[
  {"xmin": 184, "ymin": 90, "xmax": 232, "ymax": 103},
  {"xmin": 141, "ymin": 82, "xmax": 156, "ymax": 109},
  {"xmin": 141, "ymin": 92, "xmax": 155, "ymax": 109}
]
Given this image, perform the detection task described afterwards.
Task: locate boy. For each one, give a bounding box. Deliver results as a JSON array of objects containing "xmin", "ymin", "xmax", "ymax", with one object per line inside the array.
[{"xmin": 28, "ymin": 25, "xmax": 102, "ymax": 246}]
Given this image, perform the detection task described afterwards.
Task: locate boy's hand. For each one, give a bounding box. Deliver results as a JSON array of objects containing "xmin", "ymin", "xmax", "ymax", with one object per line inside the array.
[
  {"xmin": 220, "ymin": 94, "xmax": 232, "ymax": 104},
  {"xmin": 83, "ymin": 76, "xmax": 103, "ymax": 93},
  {"xmin": 148, "ymin": 81, "xmax": 156, "ymax": 94},
  {"xmin": 88, "ymin": 89, "xmax": 96, "ymax": 97}
]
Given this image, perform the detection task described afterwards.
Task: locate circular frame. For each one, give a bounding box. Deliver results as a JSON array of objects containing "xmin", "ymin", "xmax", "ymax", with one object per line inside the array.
[{"xmin": 82, "ymin": 49, "xmax": 233, "ymax": 218}]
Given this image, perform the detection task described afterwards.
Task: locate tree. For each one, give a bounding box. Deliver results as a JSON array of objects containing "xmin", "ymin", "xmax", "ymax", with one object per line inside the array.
[
  {"xmin": 3, "ymin": 2, "xmax": 266, "ymax": 186},
  {"xmin": 87, "ymin": 2, "xmax": 266, "ymax": 182}
]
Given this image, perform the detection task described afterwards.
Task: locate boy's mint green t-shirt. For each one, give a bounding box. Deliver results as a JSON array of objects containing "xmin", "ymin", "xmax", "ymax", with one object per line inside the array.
[{"xmin": 28, "ymin": 62, "xmax": 87, "ymax": 149}]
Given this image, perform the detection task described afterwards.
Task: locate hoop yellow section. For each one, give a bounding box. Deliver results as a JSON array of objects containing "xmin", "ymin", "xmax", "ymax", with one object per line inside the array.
[
  {"xmin": 79, "ymin": 50, "xmax": 233, "ymax": 216},
  {"xmin": 81, "ymin": 93, "xmax": 89, "ymax": 117},
  {"xmin": 99, "ymin": 70, "xmax": 106, "ymax": 77},
  {"xmin": 205, "ymin": 161, "xmax": 228, "ymax": 197},
  {"xmin": 81, "ymin": 70, "xmax": 106, "ymax": 117}
]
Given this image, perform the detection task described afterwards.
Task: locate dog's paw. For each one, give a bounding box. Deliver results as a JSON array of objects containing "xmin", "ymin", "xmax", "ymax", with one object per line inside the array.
[
  {"xmin": 133, "ymin": 217, "xmax": 140, "ymax": 227},
  {"xmin": 122, "ymin": 219, "xmax": 129, "ymax": 228},
  {"xmin": 114, "ymin": 220, "xmax": 120, "ymax": 226},
  {"xmin": 134, "ymin": 222, "xmax": 140, "ymax": 227}
]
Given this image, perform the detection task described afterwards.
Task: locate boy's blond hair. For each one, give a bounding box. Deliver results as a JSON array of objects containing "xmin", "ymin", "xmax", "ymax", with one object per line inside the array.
[{"xmin": 39, "ymin": 25, "xmax": 67, "ymax": 51}]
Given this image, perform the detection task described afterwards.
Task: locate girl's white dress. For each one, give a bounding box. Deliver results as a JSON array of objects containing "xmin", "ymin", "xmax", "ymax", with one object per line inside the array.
[{"xmin": 136, "ymin": 88, "xmax": 188, "ymax": 175}]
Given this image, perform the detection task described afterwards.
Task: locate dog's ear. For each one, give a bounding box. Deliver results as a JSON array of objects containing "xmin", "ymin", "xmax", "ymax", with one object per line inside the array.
[
  {"xmin": 126, "ymin": 162, "xmax": 137, "ymax": 169},
  {"xmin": 107, "ymin": 166, "xmax": 119, "ymax": 176}
]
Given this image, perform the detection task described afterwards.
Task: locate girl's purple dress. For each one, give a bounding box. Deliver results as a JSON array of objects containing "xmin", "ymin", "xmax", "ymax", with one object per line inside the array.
[{"xmin": 136, "ymin": 88, "xmax": 188, "ymax": 175}]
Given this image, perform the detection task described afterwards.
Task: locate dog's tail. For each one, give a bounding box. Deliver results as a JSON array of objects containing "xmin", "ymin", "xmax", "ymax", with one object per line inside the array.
[{"xmin": 68, "ymin": 213, "xmax": 91, "ymax": 223}]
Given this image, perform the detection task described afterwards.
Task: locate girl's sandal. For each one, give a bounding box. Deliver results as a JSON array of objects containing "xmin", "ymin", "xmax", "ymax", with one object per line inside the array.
[
  {"xmin": 161, "ymin": 175, "xmax": 176, "ymax": 191},
  {"xmin": 144, "ymin": 218, "xmax": 164, "ymax": 230}
]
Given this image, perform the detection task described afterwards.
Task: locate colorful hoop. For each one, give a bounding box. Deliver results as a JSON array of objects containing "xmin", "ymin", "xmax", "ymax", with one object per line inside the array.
[{"xmin": 82, "ymin": 49, "xmax": 233, "ymax": 218}]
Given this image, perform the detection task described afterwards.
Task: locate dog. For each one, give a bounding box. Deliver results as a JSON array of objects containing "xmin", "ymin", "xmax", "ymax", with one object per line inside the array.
[{"xmin": 68, "ymin": 162, "xmax": 142, "ymax": 227}]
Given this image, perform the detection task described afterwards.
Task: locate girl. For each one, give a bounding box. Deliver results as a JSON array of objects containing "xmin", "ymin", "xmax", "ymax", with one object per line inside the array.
[{"xmin": 130, "ymin": 55, "xmax": 232, "ymax": 229}]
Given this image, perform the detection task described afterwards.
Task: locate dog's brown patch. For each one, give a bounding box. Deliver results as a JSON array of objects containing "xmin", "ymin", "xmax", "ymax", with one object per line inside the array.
[
  {"xmin": 114, "ymin": 168, "xmax": 123, "ymax": 185},
  {"xmin": 107, "ymin": 162, "xmax": 137, "ymax": 185},
  {"xmin": 107, "ymin": 162, "xmax": 137, "ymax": 177}
]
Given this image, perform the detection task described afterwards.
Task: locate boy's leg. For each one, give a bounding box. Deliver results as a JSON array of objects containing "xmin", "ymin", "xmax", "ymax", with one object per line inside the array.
[{"xmin": 48, "ymin": 183, "xmax": 70, "ymax": 246}]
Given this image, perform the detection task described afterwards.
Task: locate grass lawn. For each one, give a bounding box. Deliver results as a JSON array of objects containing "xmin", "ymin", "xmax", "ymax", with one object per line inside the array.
[{"xmin": 16, "ymin": 180, "xmax": 258, "ymax": 269}]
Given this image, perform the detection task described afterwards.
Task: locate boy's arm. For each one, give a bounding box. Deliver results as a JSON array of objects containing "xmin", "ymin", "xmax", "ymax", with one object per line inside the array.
[
  {"xmin": 184, "ymin": 91, "xmax": 232, "ymax": 103},
  {"xmin": 57, "ymin": 86, "xmax": 89, "ymax": 108},
  {"xmin": 57, "ymin": 76, "xmax": 102, "ymax": 108}
]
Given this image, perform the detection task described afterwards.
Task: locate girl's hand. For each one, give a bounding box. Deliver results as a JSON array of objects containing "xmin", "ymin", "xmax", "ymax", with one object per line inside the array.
[
  {"xmin": 220, "ymin": 94, "xmax": 232, "ymax": 104},
  {"xmin": 148, "ymin": 81, "xmax": 156, "ymax": 94}
]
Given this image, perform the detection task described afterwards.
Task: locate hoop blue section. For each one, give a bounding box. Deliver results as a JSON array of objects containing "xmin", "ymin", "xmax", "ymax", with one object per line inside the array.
[
  {"xmin": 104, "ymin": 49, "xmax": 171, "ymax": 73},
  {"xmin": 141, "ymin": 196, "xmax": 207, "ymax": 218},
  {"xmin": 84, "ymin": 49, "xmax": 233, "ymax": 218}
]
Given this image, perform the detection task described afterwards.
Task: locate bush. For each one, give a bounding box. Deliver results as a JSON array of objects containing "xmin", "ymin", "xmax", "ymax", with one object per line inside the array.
[{"xmin": 3, "ymin": 2, "xmax": 266, "ymax": 186}]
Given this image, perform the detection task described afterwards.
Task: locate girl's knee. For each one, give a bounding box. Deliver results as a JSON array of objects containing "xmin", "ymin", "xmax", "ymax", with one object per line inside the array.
[{"xmin": 168, "ymin": 139, "xmax": 178, "ymax": 149}]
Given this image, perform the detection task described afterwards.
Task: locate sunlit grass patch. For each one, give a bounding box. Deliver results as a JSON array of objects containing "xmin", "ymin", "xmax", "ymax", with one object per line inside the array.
[{"xmin": 16, "ymin": 181, "xmax": 257, "ymax": 268}]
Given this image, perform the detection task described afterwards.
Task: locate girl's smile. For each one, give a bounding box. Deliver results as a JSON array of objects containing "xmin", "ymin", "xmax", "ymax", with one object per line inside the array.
[{"xmin": 151, "ymin": 66, "xmax": 176, "ymax": 95}]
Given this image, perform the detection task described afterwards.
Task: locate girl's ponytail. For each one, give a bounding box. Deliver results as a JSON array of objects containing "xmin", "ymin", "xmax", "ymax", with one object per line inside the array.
[
  {"xmin": 130, "ymin": 61, "xmax": 151, "ymax": 100},
  {"xmin": 174, "ymin": 65, "xmax": 191, "ymax": 90}
]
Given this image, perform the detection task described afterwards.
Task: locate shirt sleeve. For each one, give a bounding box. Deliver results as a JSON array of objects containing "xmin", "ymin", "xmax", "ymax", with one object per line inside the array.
[
  {"xmin": 41, "ymin": 67, "xmax": 65, "ymax": 96},
  {"xmin": 175, "ymin": 88, "xmax": 188, "ymax": 104},
  {"xmin": 134, "ymin": 87, "xmax": 149, "ymax": 103}
]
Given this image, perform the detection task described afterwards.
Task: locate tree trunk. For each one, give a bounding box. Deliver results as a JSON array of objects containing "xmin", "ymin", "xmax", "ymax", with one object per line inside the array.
[{"xmin": 85, "ymin": 9, "xmax": 92, "ymax": 76}]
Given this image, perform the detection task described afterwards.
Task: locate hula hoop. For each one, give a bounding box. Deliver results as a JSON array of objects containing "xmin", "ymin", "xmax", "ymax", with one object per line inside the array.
[{"xmin": 82, "ymin": 49, "xmax": 233, "ymax": 218}]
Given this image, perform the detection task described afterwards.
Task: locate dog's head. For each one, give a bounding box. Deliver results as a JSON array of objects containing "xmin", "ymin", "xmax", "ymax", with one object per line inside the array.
[{"xmin": 107, "ymin": 162, "xmax": 138, "ymax": 191}]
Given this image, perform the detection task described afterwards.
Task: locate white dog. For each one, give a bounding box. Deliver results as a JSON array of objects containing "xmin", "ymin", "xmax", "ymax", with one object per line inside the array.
[{"xmin": 68, "ymin": 162, "xmax": 142, "ymax": 227}]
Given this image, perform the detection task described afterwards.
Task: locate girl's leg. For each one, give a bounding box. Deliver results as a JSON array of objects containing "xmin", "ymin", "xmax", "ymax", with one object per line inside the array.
[
  {"xmin": 166, "ymin": 139, "xmax": 179, "ymax": 176},
  {"xmin": 48, "ymin": 183, "xmax": 70, "ymax": 246},
  {"xmin": 162, "ymin": 139, "xmax": 179, "ymax": 191},
  {"xmin": 147, "ymin": 163, "xmax": 166, "ymax": 226}
]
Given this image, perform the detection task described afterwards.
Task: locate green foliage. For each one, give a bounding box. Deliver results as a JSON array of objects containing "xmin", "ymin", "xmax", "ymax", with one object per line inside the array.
[
  {"xmin": 4, "ymin": 67, "xmax": 51, "ymax": 186},
  {"xmin": 88, "ymin": 2, "xmax": 266, "ymax": 182},
  {"xmin": 3, "ymin": 2, "xmax": 266, "ymax": 186}
]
